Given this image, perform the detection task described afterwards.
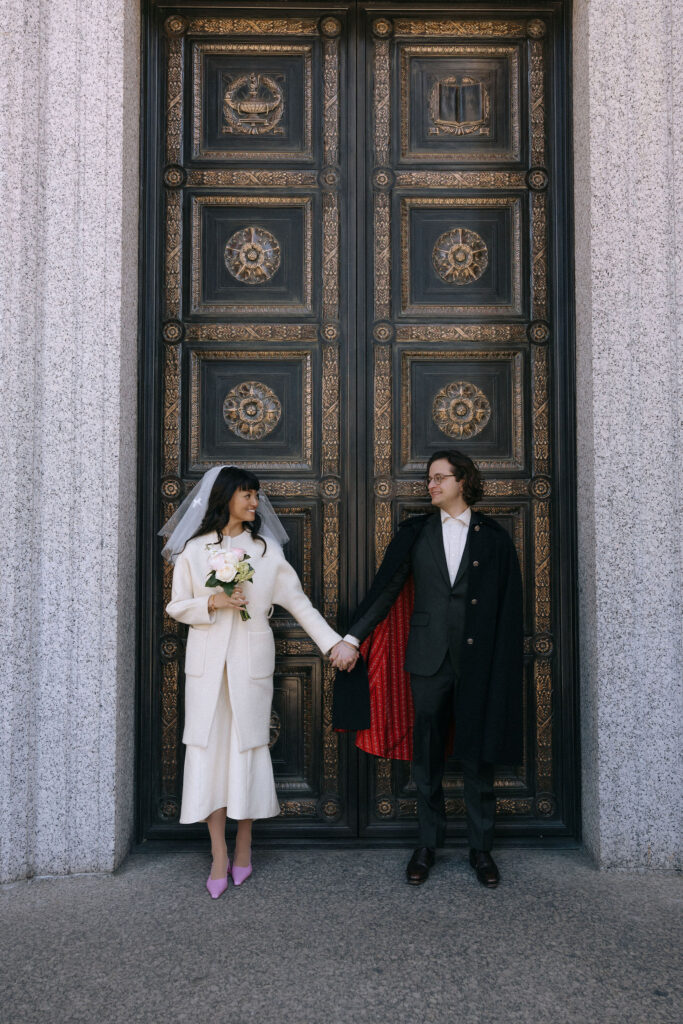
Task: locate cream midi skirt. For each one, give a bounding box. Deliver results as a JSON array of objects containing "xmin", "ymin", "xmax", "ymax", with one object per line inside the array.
[{"xmin": 179, "ymin": 669, "xmax": 280, "ymax": 824}]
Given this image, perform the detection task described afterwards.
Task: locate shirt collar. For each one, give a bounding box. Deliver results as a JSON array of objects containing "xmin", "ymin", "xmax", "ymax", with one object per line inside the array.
[{"xmin": 441, "ymin": 507, "xmax": 471, "ymax": 528}]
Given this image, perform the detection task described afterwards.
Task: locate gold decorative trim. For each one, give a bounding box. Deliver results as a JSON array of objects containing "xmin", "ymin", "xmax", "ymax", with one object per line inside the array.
[
  {"xmin": 187, "ymin": 18, "xmax": 318, "ymax": 37},
  {"xmin": 266, "ymin": 480, "xmax": 319, "ymax": 497},
  {"xmin": 190, "ymin": 194, "xmax": 313, "ymax": 316},
  {"xmin": 400, "ymin": 45, "xmax": 521, "ymax": 163},
  {"xmin": 400, "ymin": 349, "xmax": 524, "ymax": 472},
  {"xmin": 322, "ymin": 191, "xmax": 339, "ymax": 323},
  {"xmin": 160, "ymin": 660, "xmax": 179, "ymax": 793},
  {"xmin": 166, "ymin": 37, "xmax": 183, "ymax": 165},
  {"xmin": 186, "ymin": 324, "xmax": 318, "ymax": 342},
  {"xmin": 374, "ymin": 192, "xmax": 391, "ymax": 320},
  {"xmin": 374, "ymin": 40, "xmax": 391, "ymax": 165},
  {"xmin": 323, "ymin": 38, "xmax": 340, "ymax": 166},
  {"xmin": 535, "ymin": 659, "xmax": 552, "ymax": 791},
  {"xmin": 531, "ymin": 192, "xmax": 549, "ymax": 321},
  {"xmin": 187, "ymin": 170, "xmax": 317, "ymax": 187},
  {"xmin": 374, "ymin": 345, "xmax": 392, "ymax": 479},
  {"xmin": 322, "ymin": 501, "xmax": 340, "ymax": 788},
  {"xmin": 191, "ymin": 43, "xmax": 313, "ymax": 162},
  {"xmin": 164, "ymin": 191, "xmax": 181, "ymax": 319},
  {"xmin": 394, "ymin": 20, "xmax": 527, "ymax": 38},
  {"xmin": 395, "ymin": 171, "xmax": 526, "ymax": 189},
  {"xmin": 530, "ymin": 40, "xmax": 546, "ymax": 169},
  {"xmin": 396, "ymin": 324, "xmax": 527, "ymax": 342},
  {"xmin": 533, "ymin": 497, "xmax": 551, "ymax": 636},
  {"xmin": 321, "ymin": 343, "xmax": 340, "ymax": 476},
  {"xmin": 162, "ymin": 343, "xmax": 180, "ymax": 476},
  {"xmin": 394, "ymin": 479, "xmax": 531, "ymax": 498},
  {"xmin": 532, "ymin": 344, "xmax": 550, "ymax": 476},
  {"xmin": 188, "ymin": 349, "xmax": 313, "ymax": 472},
  {"xmin": 400, "ymin": 196, "xmax": 523, "ymax": 317}
]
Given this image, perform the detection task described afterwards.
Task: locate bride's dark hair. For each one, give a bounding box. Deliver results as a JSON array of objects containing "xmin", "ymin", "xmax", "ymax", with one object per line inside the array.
[{"xmin": 187, "ymin": 466, "xmax": 267, "ymax": 551}]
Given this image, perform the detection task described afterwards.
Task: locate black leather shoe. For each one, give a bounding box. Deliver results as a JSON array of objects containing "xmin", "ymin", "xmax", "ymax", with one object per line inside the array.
[
  {"xmin": 406, "ymin": 847, "xmax": 435, "ymax": 885},
  {"xmin": 469, "ymin": 848, "xmax": 500, "ymax": 887}
]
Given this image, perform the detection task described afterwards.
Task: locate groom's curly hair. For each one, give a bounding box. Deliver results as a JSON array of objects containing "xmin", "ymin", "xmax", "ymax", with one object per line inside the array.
[{"xmin": 427, "ymin": 450, "xmax": 484, "ymax": 506}]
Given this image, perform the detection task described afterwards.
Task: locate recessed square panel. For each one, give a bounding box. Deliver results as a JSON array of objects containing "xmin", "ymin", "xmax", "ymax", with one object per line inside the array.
[
  {"xmin": 190, "ymin": 195, "xmax": 314, "ymax": 316},
  {"xmin": 399, "ymin": 44, "xmax": 521, "ymax": 163},
  {"xmin": 271, "ymin": 659, "xmax": 321, "ymax": 794},
  {"xmin": 188, "ymin": 348, "xmax": 314, "ymax": 472},
  {"xmin": 398, "ymin": 348, "xmax": 525, "ymax": 472},
  {"xmin": 191, "ymin": 42, "xmax": 314, "ymax": 161},
  {"xmin": 399, "ymin": 195, "xmax": 523, "ymax": 317},
  {"xmin": 269, "ymin": 502, "xmax": 319, "ymax": 625}
]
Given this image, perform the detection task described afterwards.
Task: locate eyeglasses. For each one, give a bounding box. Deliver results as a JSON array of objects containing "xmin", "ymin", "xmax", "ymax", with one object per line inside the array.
[{"xmin": 426, "ymin": 473, "xmax": 456, "ymax": 486}]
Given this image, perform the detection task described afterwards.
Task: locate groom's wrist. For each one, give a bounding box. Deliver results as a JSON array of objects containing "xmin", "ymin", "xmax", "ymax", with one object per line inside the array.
[{"xmin": 342, "ymin": 634, "xmax": 360, "ymax": 648}]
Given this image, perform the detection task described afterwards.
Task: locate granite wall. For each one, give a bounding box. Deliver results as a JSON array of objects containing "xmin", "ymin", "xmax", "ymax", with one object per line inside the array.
[
  {"xmin": 573, "ymin": 0, "xmax": 682, "ymax": 867},
  {"xmin": 0, "ymin": 0, "xmax": 140, "ymax": 882}
]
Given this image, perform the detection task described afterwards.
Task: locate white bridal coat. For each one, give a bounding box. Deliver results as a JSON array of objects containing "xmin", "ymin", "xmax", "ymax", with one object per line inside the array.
[{"xmin": 166, "ymin": 530, "xmax": 342, "ymax": 752}]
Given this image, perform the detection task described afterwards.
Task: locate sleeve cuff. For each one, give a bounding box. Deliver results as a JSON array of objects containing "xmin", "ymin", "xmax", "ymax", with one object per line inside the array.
[{"xmin": 343, "ymin": 634, "xmax": 360, "ymax": 647}]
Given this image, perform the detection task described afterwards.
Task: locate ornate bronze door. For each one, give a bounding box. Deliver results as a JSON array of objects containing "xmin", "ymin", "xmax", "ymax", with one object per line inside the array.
[{"xmin": 139, "ymin": 3, "xmax": 577, "ymax": 843}]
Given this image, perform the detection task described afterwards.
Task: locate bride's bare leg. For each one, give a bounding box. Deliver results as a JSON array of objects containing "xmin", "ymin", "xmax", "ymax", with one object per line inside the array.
[
  {"xmin": 206, "ymin": 807, "xmax": 228, "ymax": 878},
  {"xmin": 234, "ymin": 819, "xmax": 253, "ymax": 867}
]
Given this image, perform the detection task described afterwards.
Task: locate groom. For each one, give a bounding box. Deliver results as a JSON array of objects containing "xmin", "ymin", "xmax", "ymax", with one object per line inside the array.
[{"xmin": 331, "ymin": 450, "xmax": 523, "ymax": 887}]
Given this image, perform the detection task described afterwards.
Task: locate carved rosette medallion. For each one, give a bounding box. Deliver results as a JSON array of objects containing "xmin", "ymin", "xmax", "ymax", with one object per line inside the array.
[
  {"xmin": 320, "ymin": 476, "xmax": 341, "ymax": 500},
  {"xmin": 158, "ymin": 797, "xmax": 180, "ymax": 820},
  {"xmin": 269, "ymin": 710, "xmax": 281, "ymax": 748},
  {"xmin": 321, "ymin": 323, "xmax": 339, "ymax": 343},
  {"xmin": 373, "ymin": 167, "xmax": 395, "ymax": 189},
  {"xmin": 373, "ymin": 321, "xmax": 394, "ymax": 343},
  {"xmin": 318, "ymin": 796, "xmax": 342, "ymax": 821},
  {"xmin": 223, "ymin": 381, "xmax": 282, "ymax": 440},
  {"xmin": 374, "ymin": 477, "xmax": 394, "ymax": 498},
  {"xmin": 223, "ymin": 73, "xmax": 285, "ymax": 136},
  {"xmin": 533, "ymin": 633, "xmax": 554, "ymax": 657},
  {"xmin": 319, "ymin": 166, "xmax": 339, "ymax": 189},
  {"xmin": 163, "ymin": 164, "xmax": 186, "ymax": 189},
  {"xmin": 160, "ymin": 476, "xmax": 183, "ymax": 500},
  {"xmin": 224, "ymin": 227, "xmax": 281, "ymax": 284},
  {"xmin": 375, "ymin": 797, "xmax": 396, "ymax": 818},
  {"xmin": 372, "ymin": 18, "xmax": 393, "ymax": 38},
  {"xmin": 160, "ymin": 635, "xmax": 180, "ymax": 662},
  {"xmin": 529, "ymin": 475, "xmax": 552, "ymax": 500},
  {"xmin": 432, "ymin": 381, "xmax": 491, "ymax": 439},
  {"xmin": 432, "ymin": 228, "xmax": 488, "ymax": 285},
  {"xmin": 535, "ymin": 794, "xmax": 556, "ymax": 817},
  {"xmin": 320, "ymin": 16, "xmax": 342, "ymax": 38},
  {"xmin": 528, "ymin": 320, "xmax": 550, "ymax": 344},
  {"xmin": 162, "ymin": 319, "xmax": 184, "ymax": 344},
  {"xmin": 428, "ymin": 77, "xmax": 490, "ymax": 136},
  {"xmin": 527, "ymin": 167, "xmax": 549, "ymax": 191},
  {"xmin": 527, "ymin": 19, "xmax": 547, "ymax": 39},
  {"xmin": 164, "ymin": 15, "xmax": 187, "ymax": 37}
]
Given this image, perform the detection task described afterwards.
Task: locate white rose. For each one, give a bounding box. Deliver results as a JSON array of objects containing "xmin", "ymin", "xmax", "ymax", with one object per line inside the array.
[{"xmin": 215, "ymin": 563, "xmax": 237, "ymax": 583}]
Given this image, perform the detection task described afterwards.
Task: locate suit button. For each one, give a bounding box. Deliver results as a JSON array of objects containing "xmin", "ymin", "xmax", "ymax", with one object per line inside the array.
[
  {"xmin": 474, "ymin": 525, "xmax": 481, "ymax": 532},
  {"xmin": 471, "ymin": 598, "xmax": 478, "ymax": 605},
  {"xmin": 467, "ymin": 637, "xmax": 474, "ymax": 645},
  {"xmin": 473, "ymin": 560, "xmax": 479, "ymax": 567}
]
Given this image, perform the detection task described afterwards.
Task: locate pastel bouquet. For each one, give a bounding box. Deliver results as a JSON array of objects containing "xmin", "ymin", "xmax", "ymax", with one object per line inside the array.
[{"xmin": 206, "ymin": 547, "xmax": 255, "ymax": 621}]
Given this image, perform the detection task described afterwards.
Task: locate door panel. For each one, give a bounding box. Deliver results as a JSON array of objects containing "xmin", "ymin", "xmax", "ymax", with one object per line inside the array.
[{"xmin": 139, "ymin": 2, "xmax": 577, "ymax": 842}]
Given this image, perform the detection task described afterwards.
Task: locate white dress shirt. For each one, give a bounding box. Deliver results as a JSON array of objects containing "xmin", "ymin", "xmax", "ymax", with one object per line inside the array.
[
  {"xmin": 441, "ymin": 506, "xmax": 471, "ymax": 585},
  {"xmin": 342, "ymin": 506, "xmax": 472, "ymax": 648}
]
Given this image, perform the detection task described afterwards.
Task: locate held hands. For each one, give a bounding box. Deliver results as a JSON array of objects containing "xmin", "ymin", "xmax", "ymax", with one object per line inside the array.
[
  {"xmin": 329, "ymin": 640, "xmax": 359, "ymax": 672},
  {"xmin": 209, "ymin": 586, "xmax": 249, "ymax": 612}
]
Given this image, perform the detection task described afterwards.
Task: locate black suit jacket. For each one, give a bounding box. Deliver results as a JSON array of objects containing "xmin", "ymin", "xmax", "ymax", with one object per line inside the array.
[{"xmin": 337, "ymin": 509, "xmax": 524, "ymax": 765}]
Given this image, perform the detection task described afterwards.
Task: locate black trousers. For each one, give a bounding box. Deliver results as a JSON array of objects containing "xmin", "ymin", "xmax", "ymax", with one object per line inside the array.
[{"xmin": 410, "ymin": 652, "xmax": 495, "ymax": 851}]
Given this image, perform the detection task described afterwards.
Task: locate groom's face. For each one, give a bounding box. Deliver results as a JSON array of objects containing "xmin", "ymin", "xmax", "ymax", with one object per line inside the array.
[{"xmin": 427, "ymin": 458, "xmax": 463, "ymax": 508}]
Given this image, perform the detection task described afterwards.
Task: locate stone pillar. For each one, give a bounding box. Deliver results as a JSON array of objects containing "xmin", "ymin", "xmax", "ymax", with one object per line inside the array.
[
  {"xmin": 573, "ymin": 0, "xmax": 682, "ymax": 867},
  {"xmin": 0, "ymin": 0, "xmax": 140, "ymax": 882}
]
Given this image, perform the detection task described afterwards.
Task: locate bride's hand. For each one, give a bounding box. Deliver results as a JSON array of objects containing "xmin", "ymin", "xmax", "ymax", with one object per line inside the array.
[{"xmin": 210, "ymin": 587, "xmax": 248, "ymax": 611}]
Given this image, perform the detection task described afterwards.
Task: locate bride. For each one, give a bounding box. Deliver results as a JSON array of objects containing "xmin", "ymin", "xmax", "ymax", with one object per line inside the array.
[{"xmin": 160, "ymin": 466, "xmax": 353, "ymax": 898}]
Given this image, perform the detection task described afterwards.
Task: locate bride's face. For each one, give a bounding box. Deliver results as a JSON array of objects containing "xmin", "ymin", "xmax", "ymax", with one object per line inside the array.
[{"xmin": 228, "ymin": 486, "xmax": 259, "ymax": 524}]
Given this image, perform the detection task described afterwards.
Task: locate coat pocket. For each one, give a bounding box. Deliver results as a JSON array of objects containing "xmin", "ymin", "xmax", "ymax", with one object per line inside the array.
[
  {"xmin": 410, "ymin": 612, "xmax": 430, "ymax": 626},
  {"xmin": 248, "ymin": 630, "xmax": 276, "ymax": 679},
  {"xmin": 185, "ymin": 627, "xmax": 208, "ymax": 677}
]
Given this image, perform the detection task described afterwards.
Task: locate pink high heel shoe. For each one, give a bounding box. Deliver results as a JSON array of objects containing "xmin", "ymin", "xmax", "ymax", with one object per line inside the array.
[
  {"xmin": 230, "ymin": 860, "xmax": 252, "ymax": 887},
  {"xmin": 206, "ymin": 859, "xmax": 230, "ymax": 899}
]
